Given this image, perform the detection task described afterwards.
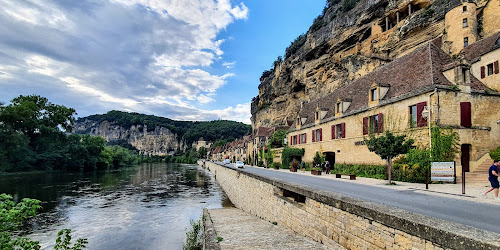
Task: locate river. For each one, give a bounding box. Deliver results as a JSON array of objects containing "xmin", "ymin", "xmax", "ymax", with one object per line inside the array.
[{"xmin": 0, "ymin": 163, "xmax": 230, "ymax": 249}]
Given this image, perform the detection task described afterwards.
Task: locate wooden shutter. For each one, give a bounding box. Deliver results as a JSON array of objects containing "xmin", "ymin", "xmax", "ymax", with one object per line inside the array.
[
  {"xmin": 495, "ymin": 61, "xmax": 499, "ymax": 74},
  {"xmin": 319, "ymin": 128, "xmax": 323, "ymax": 141},
  {"xmin": 460, "ymin": 102, "xmax": 472, "ymax": 127},
  {"xmin": 332, "ymin": 125, "xmax": 335, "ymax": 139},
  {"xmin": 363, "ymin": 117, "xmax": 368, "ymax": 135},
  {"xmin": 416, "ymin": 102, "xmax": 427, "ymax": 127},
  {"xmin": 312, "ymin": 130, "xmax": 315, "ymax": 142},
  {"xmin": 481, "ymin": 66, "xmax": 486, "ymax": 78},
  {"xmin": 304, "ymin": 133, "xmax": 307, "ymax": 143},
  {"xmin": 341, "ymin": 122, "xmax": 346, "ymax": 138},
  {"xmin": 377, "ymin": 113, "xmax": 384, "ymax": 133},
  {"xmin": 290, "ymin": 136, "xmax": 293, "ymax": 145}
]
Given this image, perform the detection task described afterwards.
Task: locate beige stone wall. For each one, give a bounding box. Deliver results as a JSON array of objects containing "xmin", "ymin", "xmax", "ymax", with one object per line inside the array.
[
  {"xmin": 203, "ymin": 161, "xmax": 499, "ymax": 249},
  {"xmin": 443, "ymin": 2, "xmax": 478, "ymax": 55},
  {"xmin": 288, "ymin": 93, "xmax": 434, "ymax": 165},
  {"xmin": 482, "ymin": 0, "xmax": 500, "ymax": 37},
  {"xmin": 288, "ymin": 89, "xmax": 500, "ymax": 175},
  {"xmin": 471, "ymin": 48, "xmax": 500, "ymax": 92}
]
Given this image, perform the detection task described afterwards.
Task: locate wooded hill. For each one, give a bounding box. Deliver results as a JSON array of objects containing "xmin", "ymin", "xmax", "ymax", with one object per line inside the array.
[{"xmin": 76, "ymin": 110, "xmax": 252, "ymax": 146}]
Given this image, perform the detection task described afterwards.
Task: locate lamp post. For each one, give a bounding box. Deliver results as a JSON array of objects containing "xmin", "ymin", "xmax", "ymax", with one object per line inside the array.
[{"xmin": 422, "ymin": 106, "xmax": 431, "ymax": 190}]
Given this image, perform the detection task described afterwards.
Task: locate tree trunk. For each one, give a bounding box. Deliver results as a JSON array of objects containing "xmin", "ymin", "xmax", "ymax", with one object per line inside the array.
[{"xmin": 386, "ymin": 158, "xmax": 392, "ymax": 185}]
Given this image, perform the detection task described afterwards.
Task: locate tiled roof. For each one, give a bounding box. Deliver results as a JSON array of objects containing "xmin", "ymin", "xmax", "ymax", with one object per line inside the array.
[
  {"xmin": 254, "ymin": 127, "xmax": 274, "ymax": 137},
  {"xmin": 461, "ymin": 31, "xmax": 500, "ymax": 61},
  {"xmin": 293, "ymin": 42, "xmax": 492, "ymax": 128}
]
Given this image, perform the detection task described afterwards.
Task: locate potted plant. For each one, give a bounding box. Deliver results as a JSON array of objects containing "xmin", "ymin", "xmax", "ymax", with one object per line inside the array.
[
  {"xmin": 311, "ymin": 167, "xmax": 322, "ymax": 175},
  {"xmin": 290, "ymin": 159, "xmax": 299, "ymax": 172},
  {"xmin": 272, "ymin": 162, "xmax": 281, "ymax": 170}
]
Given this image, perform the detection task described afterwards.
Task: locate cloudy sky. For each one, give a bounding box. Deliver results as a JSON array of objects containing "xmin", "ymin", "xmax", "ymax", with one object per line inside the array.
[{"xmin": 0, "ymin": 0, "xmax": 324, "ymax": 124}]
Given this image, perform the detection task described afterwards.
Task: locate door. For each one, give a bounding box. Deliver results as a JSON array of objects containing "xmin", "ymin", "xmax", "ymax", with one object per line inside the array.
[
  {"xmin": 461, "ymin": 144, "xmax": 471, "ymax": 172},
  {"xmin": 323, "ymin": 152, "xmax": 336, "ymax": 169}
]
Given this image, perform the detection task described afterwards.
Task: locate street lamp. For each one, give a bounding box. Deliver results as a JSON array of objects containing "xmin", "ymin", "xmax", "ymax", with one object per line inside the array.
[{"xmin": 421, "ymin": 106, "xmax": 431, "ymax": 154}]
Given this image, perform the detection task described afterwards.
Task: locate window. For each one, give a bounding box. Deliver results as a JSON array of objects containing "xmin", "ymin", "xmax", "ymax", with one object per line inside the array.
[
  {"xmin": 296, "ymin": 118, "xmax": 300, "ymax": 126},
  {"xmin": 460, "ymin": 102, "xmax": 471, "ymax": 128},
  {"xmin": 463, "ymin": 6, "xmax": 467, "ymax": 12},
  {"xmin": 488, "ymin": 63, "xmax": 494, "ymax": 76},
  {"xmin": 463, "ymin": 18, "xmax": 468, "ymax": 28},
  {"xmin": 496, "ymin": 38, "xmax": 500, "ymax": 46},
  {"xmin": 409, "ymin": 102, "xmax": 427, "ymax": 128},
  {"xmin": 370, "ymin": 88, "xmax": 378, "ymax": 101},
  {"xmin": 315, "ymin": 111, "xmax": 319, "ymax": 120},
  {"xmin": 462, "ymin": 68, "xmax": 467, "ymax": 83},
  {"xmin": 464, "ymin": 37, "xmax": 469, "ymax": 48},
  {"xmin": 336, "ymin": 124, "xmax": 343, "ymax": 139},
  {"xmin": 312, "ymin": 128, "xmax": 323, "ymax": 142},
  {"xmin": 336, "ymin": 102, "xmax": 341, "ymax": 113},
  {"xmin": 300, "ymin": 133, "xmax": 306, "ymax": 144},
  {"xmin": 332, "ymin": 123, "xmax": 346, "ymax": 139},
  {"xmin": 363, "ymin": 113, "xmax": 383, "ymax": 135}
]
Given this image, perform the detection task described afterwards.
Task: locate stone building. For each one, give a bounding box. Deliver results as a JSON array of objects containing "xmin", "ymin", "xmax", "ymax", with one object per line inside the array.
[
  {"xmin": 192, "ymin": 137, "xmax": 212, "ymax": 151},
  {"xmin": 287, "ymin": 35, "xmax": 500, "ymax": 180}
]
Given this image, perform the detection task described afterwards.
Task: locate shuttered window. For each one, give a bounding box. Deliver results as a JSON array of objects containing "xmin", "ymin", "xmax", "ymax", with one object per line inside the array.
[
  {"xmin": 460, "ymin": 102, "xmax": 472, "ymax": 128},
  {"xmin": 341, "ymin": 122, "xmax": 346, "ymax": 138},
  {"xmin": 331, "ymin": 125, "xmax": 335, "ymax": 139},
  {"xmin": 363, "ymin": 117, "xmax": 368, "ymax": 135},
  {"xmin": 495, "ymin": 61, "xmax": 499, "ymax": 74},
  {"xmin": 481, "ymin": 66, "xmax": 486, "ymax": 79},
  {"xmin": 312, "ymin": 130, "xmax": 315, "ymax": 142}
]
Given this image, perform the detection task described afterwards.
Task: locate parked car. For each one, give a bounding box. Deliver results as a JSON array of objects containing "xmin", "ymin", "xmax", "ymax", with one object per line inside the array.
[
  {"xmin": 222, "ymin": 159, "xmax": 230, "ymax": 165},
  {"xmin": 234, "ymin": 161, "xmax": 244, "ymax": 168}
]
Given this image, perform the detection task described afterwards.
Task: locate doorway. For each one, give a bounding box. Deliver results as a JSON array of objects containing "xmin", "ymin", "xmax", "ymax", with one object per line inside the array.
[
  {"xmin": 461, "ymin": 144, "xmax": 471, "ymax": 172},
  {"xmin": 323, "ymin": 152, "xmax": 336, "ymax": 167}
]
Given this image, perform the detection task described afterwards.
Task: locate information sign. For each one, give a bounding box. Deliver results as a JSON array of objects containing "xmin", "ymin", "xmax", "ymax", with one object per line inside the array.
[{"xmin": 431, "ymin": 162, "xmax": 456, "ymax": 183}]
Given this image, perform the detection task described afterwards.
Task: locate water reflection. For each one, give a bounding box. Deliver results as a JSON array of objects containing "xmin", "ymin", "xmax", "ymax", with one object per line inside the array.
[{"xmin": 0, "ymin": 163, "xmax": 231, "ymax": 250}]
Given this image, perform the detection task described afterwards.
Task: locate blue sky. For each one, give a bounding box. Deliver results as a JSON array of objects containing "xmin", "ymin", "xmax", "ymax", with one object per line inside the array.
[{"xmin": 0, "ymin": 0, "xmax": 325, "ymax": 124}]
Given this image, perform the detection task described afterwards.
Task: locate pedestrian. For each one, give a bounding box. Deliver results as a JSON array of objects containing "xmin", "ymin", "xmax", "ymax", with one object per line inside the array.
[
  {"xmin": 481, "ymin": 160, "xmax": 500, "ymax": 200},
  {"xmin": 302, "ymin": 161, "xmax": 305, "ymax": 173},
  {"xmin": 325, "ymin": 161, "xmax": 330, "ymax": 174},
  {"xmin": 321, "ymin": 162, "xmax": 326, "ymax": 172}
]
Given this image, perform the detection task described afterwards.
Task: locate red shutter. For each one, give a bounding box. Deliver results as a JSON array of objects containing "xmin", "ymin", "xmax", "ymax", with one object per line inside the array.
[
  {"xmin": 481, "ymin": 66, "xmax": 486, "ymax": 79},
  {"xmin": 363, "ymin": 117, "xmax": 368, "ymax": 135},
  {"xmin": 319, "ymin": 128, "xmax": 323, "ymax": 141},
  {"xmin": 290, "ymin": 136, "xmax": 293, "ymax": 145},
  {"xmin": 298, "ymin": 135, "xmax": 300, "ymax": 144},
  {"xmin": 304, "ymin": 133, "xmax": 307, "ymax": 143},
  {"xmin": 312, "ymin": 130, "xmax": 315, "ymax": 142},
  {"xmin": 416, "ymin": 102, "xmax": 427, "ymax": 127},
  {"xmin": 332, "ymin": 125, "xmax": 336, "ymax": 139},
  {"xmin": 494, "ymin": 61, "xmax": 499, "ymax": 74},
  {"xmin": 341, "ymin": 122, "xmax": 346, "ymax": 138},
  {"xmin": 378, "ymin": 113, "xmax": 383, "ymax": 133},
  {"xmin": 460, "ymin": 102, "xmax": 472, "ymax": 127}
]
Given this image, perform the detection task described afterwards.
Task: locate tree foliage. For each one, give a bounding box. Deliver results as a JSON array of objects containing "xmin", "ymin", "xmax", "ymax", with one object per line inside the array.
[
  {"xmin": 0, "ymin": 194, "xmax": 87, "ymax": 250},
  {"xmin": 365, "ymin": 131, "xmax": 414, "ymax": 184},
  {"xmin": 491, "ymin": 146, "xmax": 500, "ymax": 161},
  {"xmin": 281, "ymin": 148, "xmax": 305, "ymax": 168},
  {"xmin": 285, "ymin": 34, "xmax": 307, "ymax": 59},
  {"xmin": 269, "ymin": 130, "xmax": 287, "ymax": 148}
]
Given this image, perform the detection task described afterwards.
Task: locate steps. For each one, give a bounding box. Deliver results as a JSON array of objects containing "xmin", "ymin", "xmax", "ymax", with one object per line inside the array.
[{"xmin": 457, "ymin": 157, "xmax": 493, "ymax": 184}]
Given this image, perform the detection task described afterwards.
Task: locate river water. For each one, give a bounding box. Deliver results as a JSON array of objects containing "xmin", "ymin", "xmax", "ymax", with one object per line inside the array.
[{"xmin": 0, "ymin": 163, "xmax": 230, "ymax": 249}]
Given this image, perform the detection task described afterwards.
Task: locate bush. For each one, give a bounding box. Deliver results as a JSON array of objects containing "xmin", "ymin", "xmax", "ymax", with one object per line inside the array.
[
  {"xmin": 285, "ymin": 34, "xmax": 307, "ymax": 59},
  {"xmin": 313, "ymin": 151, "xmax": 322, "ymax": 166},
  {"xmin": 490, "ymin": 146, "xmax": 500, "ymax": 161},
  {"xmin": 334, "ymin": 164, "xmax": 386, "ymax": 179},
  {"xmin": 392, "ymin": 163, "xmax": 428, "ymax": 183},
  {"xmin": 281, "ymin": 148, "xmax": 305, "ymax": 168},
  {"xmin": 272, "ymin": 162, "xmax": 282, "ymax": 169},
  {"xmin": 304, "ymin": 162, "xmax": 312, "ymax": 171},
  {"xmin": 183, "ymin": 218, "xmax": 202, "ymax": 250},
  {"xmin": 289, "ymin": 159, "xmax": 298, "ymax": 170},
  {"xmin": 258, "ymin": 161, "xmax": 264, "ymax": 168}
]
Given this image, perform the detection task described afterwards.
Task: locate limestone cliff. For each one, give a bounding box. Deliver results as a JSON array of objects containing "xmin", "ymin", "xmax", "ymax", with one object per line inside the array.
[
  {"xmin": 251, "ymin": 0, "xmax": 468, "ymax": 128},
  {"xmin": 74, "ymin": 120, "xmax": 186, "ymax": 156}
]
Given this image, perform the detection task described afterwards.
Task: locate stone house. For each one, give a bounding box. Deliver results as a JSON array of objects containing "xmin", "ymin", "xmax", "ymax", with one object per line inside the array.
[
  {"xmin": 192, "ymin": 137, "xmax": 212, "ymax": 151},
  {"xmin": 287, "ymin": 36, "xmax": 500, "ymax": 181}
]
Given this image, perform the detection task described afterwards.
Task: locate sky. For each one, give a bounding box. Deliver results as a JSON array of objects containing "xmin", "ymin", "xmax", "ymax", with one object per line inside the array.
[{"xmin": 0, "ymin": 0, "xmax": 325, "ymax": 124}]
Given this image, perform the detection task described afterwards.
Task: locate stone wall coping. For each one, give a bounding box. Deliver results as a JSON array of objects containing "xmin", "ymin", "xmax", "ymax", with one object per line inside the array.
[
  {"xmin": 210, "ymin": 162, "xmax": 500, "ymax": 250},
  {"xmin": 203, "ymin": 208, "xmax": 221, "ymax": 250}
]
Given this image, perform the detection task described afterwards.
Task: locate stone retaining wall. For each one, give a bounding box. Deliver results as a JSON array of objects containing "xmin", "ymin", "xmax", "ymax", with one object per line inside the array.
[{"xmin": 201, "ymin": 161, "xmax": 500, "ymax": 249}]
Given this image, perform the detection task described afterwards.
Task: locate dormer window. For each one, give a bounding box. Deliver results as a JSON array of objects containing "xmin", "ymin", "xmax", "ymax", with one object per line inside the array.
[
  {"xmin": 369, "ymin": 83, "xmax": 389, "ymax": 105},
  {"xmin": 296, "ymin": 117, "xmax": 301, "ymax": 126},
  {"xmin": 336, "ymin": 102, "xmax": 341, "ymax": 112},
  {"xmin": 315, "ymin": 111, "xmax": 319, "ymax": 120},
  {"xmin": 370, "ymin": 89, "xmax": 378, "ymax": 101},
  {"xmin": 335, "ymin": 99, "xmax": 351, "ymax": 116},
  {"xmin": 463, "ymin": 6, "xmax": 467, "ymax": 12},
  {"xmin": 496, "ymin": 38, "xmax": 500, "ymax": 46}
]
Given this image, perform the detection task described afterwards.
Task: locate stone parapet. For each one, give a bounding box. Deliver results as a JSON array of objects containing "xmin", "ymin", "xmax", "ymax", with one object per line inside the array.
[
  {"xmin": 203, "ymin": 161, "xmax": 500, "ymax": 249},
  {"xmin": 203, "ymin": 208, "xmax": 221, "ymax": 250}
]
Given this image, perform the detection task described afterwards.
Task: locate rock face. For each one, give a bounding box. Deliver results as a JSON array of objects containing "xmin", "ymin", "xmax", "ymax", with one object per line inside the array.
[
  {"xmin": 251, "ymin": 0, "xmax": 465, "ymax": 129},
  {"xmin": 74, "ymin": 119, "xmax": 186, "ymax": 156}
]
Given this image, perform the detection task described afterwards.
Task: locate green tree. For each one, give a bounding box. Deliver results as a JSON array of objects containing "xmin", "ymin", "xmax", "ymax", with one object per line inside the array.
[
  {"xmin": 197, "ymin": 147, "xmax": 207, "ymax": 159},
  {"xmin": 365, "ymin": 131, "xmax": 414, "ymax": 184},
  {"xmin": 269, "ymin": 130, "xmax": 287, "ymax": 148}
]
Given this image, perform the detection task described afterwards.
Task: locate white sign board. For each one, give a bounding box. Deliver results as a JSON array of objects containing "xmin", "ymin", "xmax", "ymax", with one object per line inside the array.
[{"xmin": 431, "ymin": 162, "xmax": 456, "ymax": 182}]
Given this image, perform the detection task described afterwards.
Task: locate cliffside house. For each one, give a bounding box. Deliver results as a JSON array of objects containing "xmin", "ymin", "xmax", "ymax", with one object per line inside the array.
[{"xmin": 287, "ymin": 34, "xmax": 500, "ymax": 182}]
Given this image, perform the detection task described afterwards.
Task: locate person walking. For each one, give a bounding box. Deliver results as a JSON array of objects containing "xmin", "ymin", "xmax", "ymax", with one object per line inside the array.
[
  {"xmin": 302, "ymin": 161, "xmax": 305, "ymax": 173},
  {"xmin": 325, "ymin": 161, "xmax": 330, "ymax": 174},
  {"xmin": 482, "ymin": 160, "xmax": 500, "ymax": 199}
]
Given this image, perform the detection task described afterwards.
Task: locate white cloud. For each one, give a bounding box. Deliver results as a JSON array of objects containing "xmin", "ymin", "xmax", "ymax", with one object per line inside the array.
[{"xmin": 0, "ymin": 0, "xmax": 250, "ymax": 123}]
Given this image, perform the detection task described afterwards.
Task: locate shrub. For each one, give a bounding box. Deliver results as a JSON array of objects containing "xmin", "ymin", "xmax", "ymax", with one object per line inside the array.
[
  {"xmin": 281, "ymin": 148, "xmax": 305, "ymax": 168},
  {"xmin": 272, "ymin": 162, "xmax": 282, "ymax": 169},
  {"xmin": 290, "ymin": 159, "xmax": 299, "ymax": 170},
  {"xmin": 313, "ymin": 151, "xmax": 322, "ymax": 166},
  {"xmin": 334, "ymin": 164, "xmax": 386, "ymax": 179},
  {"xmin": 490, "ymin": 146, "xmax": 500, "ymax": 161},
  {"xmin": 183, "ymin": 218, "xmax": 202, "ymax": 250},
  {"xmin": 285, "ymin": 34, "xmax": 307, "ymax": 59}
]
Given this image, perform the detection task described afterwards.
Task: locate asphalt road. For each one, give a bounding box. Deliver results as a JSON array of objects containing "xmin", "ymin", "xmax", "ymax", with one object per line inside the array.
[{"xmin": 224, "ymin": 164, "xmax": 500, "ymax": 234}]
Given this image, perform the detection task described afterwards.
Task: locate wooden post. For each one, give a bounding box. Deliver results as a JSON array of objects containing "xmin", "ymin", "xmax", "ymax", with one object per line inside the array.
[
  {"xmin": 426, "ymin": 169, "xmax": 429, "ymax": 189},
  {"xmin": 385, "ymin": 16, "xmax": 389, "ymax": 31},
  {"xmin": 397, "ymin": 12, "xmax": 400, "ymax": 23}
]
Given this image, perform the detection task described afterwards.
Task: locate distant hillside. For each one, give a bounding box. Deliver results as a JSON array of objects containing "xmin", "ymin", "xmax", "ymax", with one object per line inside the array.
[{"xmin": 75, "ymin": 110, "xmax": 251, "ymax": 155}]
